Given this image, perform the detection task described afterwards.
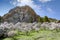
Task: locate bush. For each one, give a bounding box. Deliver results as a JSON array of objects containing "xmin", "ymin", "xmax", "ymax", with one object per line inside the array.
[
  {"xmin": 43, "ymin": 16, "xmax": 50, "ymax": 22},
  {"xmin": 36, "ymin": 15, "xmax": 43, "ymax": 23},
  {"xmin": 0, "ymin": 16, "xmax": 3, "ymax": 22}
]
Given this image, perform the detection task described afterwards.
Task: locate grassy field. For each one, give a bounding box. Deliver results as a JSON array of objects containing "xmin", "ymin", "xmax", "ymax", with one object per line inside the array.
[{"xmin": 2, "ymin": 29, "xmax": 60, "ymax": 40}]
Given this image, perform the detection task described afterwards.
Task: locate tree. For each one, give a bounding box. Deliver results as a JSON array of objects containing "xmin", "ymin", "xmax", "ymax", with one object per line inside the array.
[
  {"xmin": 0, "ymin": 16, "xmax": 3, "ymax": 22},
  {"xmin": 43, "ymin": 16, "xmax": 50, "ymax": 22},
  {"xmin": 36, "ymin": 15, "xmax": 43, "ymax": 23},
  {"xmin": 0, "ymin": 16, "xmax": 2, "ymax": 22},
  {"xmin": 56, "ymin": 20, "xmax": 60, "ymax": 23}
]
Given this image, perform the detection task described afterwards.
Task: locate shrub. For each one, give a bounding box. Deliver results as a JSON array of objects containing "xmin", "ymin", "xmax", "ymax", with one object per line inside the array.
[
  {"xmin": 43, "ymin": 16, "xmax": 50, "ymax": 22},
  {"xmin": 0, "ymin": 16, "xmax": 3, "ymax": 22},
  {"xmin": 36, "ymin": 15, "xmax": 43, "ymax": 23}
]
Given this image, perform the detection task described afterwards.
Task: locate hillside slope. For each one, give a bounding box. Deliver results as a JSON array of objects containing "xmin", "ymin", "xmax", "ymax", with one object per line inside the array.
[{"xmin": 3, "ymin": 6, "xmax": 39, "ymax": 23}]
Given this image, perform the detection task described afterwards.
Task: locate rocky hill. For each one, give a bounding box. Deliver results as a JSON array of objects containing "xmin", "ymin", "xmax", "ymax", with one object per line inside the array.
[
  {"xmin": 0, "ymin": 5, "xmax": 60, "ymax": 40},
  {"xmin": 3, "ymin": 5, "xmax": 39, "ymax": 24},
  {"xmin": 0, "ymin": 5, "xmax": 58, "ymax": 24}
]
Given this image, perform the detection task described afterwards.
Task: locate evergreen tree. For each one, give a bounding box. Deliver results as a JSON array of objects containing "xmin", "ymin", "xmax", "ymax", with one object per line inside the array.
[
  {"xmin": 56, "ymin": 20, "xmax": 60, "ymax": 23},
  {"xmin": 36, "ymin": 15, "xmax": 43, "ymax": 23},
  {"xmin": 0, "ymin": 16, "xmax": 3, "ymax": 22},
  {"xmin": 0, "ymin": 16, "xmax": 2, "ymax": 22},
  {"xmin": 43, "ymin": 16, "xmax": 50, "ymax": 22}
]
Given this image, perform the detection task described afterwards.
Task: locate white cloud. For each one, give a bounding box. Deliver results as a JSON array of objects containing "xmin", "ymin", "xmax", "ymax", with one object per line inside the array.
[
  {"xmin": 16, "ymin": 0, "xmax": 34, "ymax": 6},
  {"xmin": 10, "ymin": 0, "xmax": 41, "ymax": 9},
  {"xmin": 10, "ymin": 0, "xmax": 17, "ymax": 6},
  {"xmin": 39, "ymin": 0, "xmax": 52, "ymax": 3},
  {"xmin": 10, "ymin": 0, "xmax": 41, "ymax": 14},
  {"xmin": 12, "ymin": 2, "xmax": 17, "ymax": 6},
  {"xmin": 10, "ymin": 0, "xmax": 54, "ymax": 16},
  {"xmin": 16, "ymin": 0, "xmax": 41, "ymax": 10},
  {"xmin": 47, "ymin": 8, "xmax": 53, "ymax": 12}
]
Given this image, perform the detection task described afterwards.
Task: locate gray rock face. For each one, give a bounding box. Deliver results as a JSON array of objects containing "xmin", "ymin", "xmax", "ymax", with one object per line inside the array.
[{"xmin": 3, "ymin": 6, "xmax": 37, "ymax": 24}]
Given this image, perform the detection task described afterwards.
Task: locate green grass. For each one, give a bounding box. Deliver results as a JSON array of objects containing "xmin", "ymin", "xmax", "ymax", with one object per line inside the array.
[{"xmin": 2, "ymin": 29, "xmax": 60, "ymax": 40}]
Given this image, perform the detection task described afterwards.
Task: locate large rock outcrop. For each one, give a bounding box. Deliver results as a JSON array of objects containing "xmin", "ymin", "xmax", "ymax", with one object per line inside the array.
[{"xmin": 3, "ymin": 5, "xmax": 39, "ymax": 23}]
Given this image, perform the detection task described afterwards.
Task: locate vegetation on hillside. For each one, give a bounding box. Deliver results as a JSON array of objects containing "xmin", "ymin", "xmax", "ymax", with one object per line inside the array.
[
  {"xmin": 0, "ymin": 16, "xmax": 3, "ymax": 23},
  {"xmin": 43, "ymin": 16, "xmax": 50, "ymax": 22},
  {"xmin": 36, "ymin": 15, "xmax": 43, "ymax": 23},
  {"xmin": 2, "ymin": 29, "xmax": 60, "ymax": 40}
]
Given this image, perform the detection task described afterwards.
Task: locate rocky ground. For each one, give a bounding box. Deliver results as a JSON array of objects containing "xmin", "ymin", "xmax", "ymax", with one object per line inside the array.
[{"xmin": 0, "ymin": 22, "xmax": 60, "ymax": 39}]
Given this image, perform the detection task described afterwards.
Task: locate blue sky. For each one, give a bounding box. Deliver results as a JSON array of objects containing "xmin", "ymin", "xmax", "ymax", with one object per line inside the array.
[{"xmin": 0, "ymin": 0, "xmax": 60, "ymax": 20}]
